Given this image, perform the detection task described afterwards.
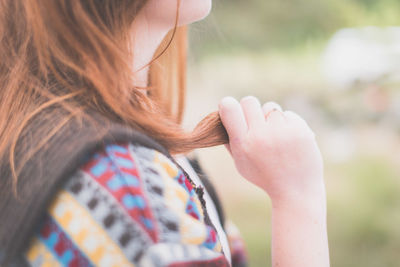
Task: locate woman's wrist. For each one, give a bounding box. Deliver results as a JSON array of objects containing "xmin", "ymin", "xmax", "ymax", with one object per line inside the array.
[
  {"xmin": 271, "ymin": 195, "xmax": 327, "ymax": 222},
  {"xmin": 269, "ymin": 181, "xmax": 327, "ymax": 217},
  {"xmin": 270, "ymin": 190, "xmax": 330, "ymax": 267},
  {"xmin": 263, "ymin": 170, "xmax": 325, "ymax": 206}
]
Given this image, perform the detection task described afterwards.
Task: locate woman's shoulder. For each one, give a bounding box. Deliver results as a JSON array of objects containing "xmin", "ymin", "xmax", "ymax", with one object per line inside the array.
[{"xmin": 25, "ymin": 142, "xmax": 229, "ymax": 266}]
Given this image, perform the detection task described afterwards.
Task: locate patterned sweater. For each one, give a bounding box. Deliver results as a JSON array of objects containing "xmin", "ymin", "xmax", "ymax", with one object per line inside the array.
[{"xmin": 24, "ymin": 142, "xmax": 247, "ymax": 267}]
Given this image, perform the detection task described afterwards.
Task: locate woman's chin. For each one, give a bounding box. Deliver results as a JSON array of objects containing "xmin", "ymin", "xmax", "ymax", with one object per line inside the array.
[
  {"xmin": 143, "ymin": 0, "xmax": 212, "ymax": 29},
  {"xmin": 178, "ymin": 0, "xmax": 212, "ymax": 26}
]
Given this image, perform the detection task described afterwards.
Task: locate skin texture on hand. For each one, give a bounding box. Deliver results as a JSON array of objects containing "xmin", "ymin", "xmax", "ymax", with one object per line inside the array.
[
  {"xmin": 219, "ymin": 96, "xmax": 330, "ymax": 267},
  {"xmin": 219, "ymin": 96, "xmax": 324, "ymax": 203}
]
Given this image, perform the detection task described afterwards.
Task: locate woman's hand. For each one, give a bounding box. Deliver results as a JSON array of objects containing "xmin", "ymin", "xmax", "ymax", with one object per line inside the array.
[
  {"xmin": 218, "ymin": 96, "xmax": 324, "ymax": 206},
  {"xmin": 219, "ymin": 96, "xmax": 329, "ymax": 267}
]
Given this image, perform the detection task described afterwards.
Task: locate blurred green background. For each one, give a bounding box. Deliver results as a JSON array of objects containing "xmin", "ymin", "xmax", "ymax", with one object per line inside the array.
[{"xmin": 183, "ymin": 0, "xmax": 400, "ymax": 266}]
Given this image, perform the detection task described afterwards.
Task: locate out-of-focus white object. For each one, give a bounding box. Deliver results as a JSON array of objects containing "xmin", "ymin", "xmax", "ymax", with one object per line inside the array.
[
  {"xmin": 321, "ymin": 128, "xmax": 356, "ymax": 163},
  {"xmin": 322, "ymin": 26, "xmax": 400, "ymax": 88}
]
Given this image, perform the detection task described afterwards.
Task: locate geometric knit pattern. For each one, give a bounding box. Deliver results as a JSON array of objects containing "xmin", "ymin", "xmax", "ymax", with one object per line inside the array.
[{"xmin": 25, "ymin": 142, "xmax": 234, "ymax": 267}]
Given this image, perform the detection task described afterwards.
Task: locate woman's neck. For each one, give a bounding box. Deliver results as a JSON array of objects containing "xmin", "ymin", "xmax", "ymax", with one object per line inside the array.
[{"xmin": 131, "ymin": 11, "xmax": 171, "ymax": 88}]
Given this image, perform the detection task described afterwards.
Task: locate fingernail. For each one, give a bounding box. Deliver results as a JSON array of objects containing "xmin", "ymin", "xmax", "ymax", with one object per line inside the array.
[
  {"xmin": 220, "ymin": 96, "xmax": 237, "ymax": 108},
  {"xmin": 241, "ymin": 95, "xmax": 257, "ymax": 102},
  {"xmin": 263, "ymin": 101, "xmax": 282, "ymax": 111}
]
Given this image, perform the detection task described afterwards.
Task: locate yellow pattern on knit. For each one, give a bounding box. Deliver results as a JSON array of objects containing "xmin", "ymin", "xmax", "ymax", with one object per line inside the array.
[
  {"xmin": 48, "ymin": 191, "xmax": 134, "ymax": 267},
  {"xmin": 154, "ymin": 152, "xmax": 221, "ymax": 252},
  {"xmin": 26, "ymin": 237, "xmax": 62, "ymax": 267}
]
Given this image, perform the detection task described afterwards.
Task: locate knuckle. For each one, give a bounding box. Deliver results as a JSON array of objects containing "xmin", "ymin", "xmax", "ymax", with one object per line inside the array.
[
  {"xmin": 219, "ymin": 97, "xmax": 239, "ymax": 112},
  {"xmin": 293, "ymin": 129, "xmax": 315, "ymax": 144},
  {"xmin": 263, "ymin": 101, "xmax": 282, "ymax": 111},
  {"xmin": 240, "ymin": 95, "xmax": 258, "ymax": 105}
]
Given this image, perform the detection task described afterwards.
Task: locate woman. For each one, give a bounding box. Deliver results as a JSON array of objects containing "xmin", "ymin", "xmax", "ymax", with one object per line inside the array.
[{"xmin": 0, "ymin": 0, "xmax": 330, "ymax": 266}]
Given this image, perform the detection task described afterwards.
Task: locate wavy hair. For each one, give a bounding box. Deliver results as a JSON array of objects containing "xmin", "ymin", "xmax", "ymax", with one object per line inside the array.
[{"xmin": 0, "ymin": 0, "xmax": 228, "ymax": 190}]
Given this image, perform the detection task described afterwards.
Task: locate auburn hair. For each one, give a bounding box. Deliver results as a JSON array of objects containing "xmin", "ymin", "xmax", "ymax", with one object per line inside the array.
[{"xmin": 0, "ymin": 0, "xmax": 228, "ymax": 188}]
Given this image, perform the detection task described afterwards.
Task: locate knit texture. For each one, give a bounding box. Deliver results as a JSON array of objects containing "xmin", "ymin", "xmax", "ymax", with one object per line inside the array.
[{"xmin": 24, "ymin": 143, "xmax": 246, "ymax": 267}]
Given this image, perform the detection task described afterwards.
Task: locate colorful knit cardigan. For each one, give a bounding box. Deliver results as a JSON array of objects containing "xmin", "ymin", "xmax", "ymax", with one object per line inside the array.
[{"xmin": 24, "ymin": 142, "xmax": 247, "ymax": 267}]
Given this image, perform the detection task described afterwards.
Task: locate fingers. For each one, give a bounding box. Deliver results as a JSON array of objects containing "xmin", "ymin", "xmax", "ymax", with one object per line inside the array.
[
  {"xmin": 283, "ymin": 110, "xmax": 305, "ymax": 123},
  {"xmin": 240, "ymin": 96, "xmax": 265, "ymax": 129},
  {"xmin": 284, "ymin": 110, "xmax": 309, "ymax": 128},
  {"xmin": 284, "ymin": 110, "xmax": 315, "ymax": 137},
  {"xmin": 262, "ymin": 103, "xmax": 311, "ymax": 132},
  {"xmin": 262, "ymin": 101, "xmax": 282, "ymax": 115},
  {"xmin": 219, "ymin": 97, "xmax": 313, "ymax": 142},
  {"xmin": 219, "ymin": 97, "xmax": 247, "ymax": 142},
  {"xmin": 262, "ymin": 101, "xmax": 285, "ymax": 124}
]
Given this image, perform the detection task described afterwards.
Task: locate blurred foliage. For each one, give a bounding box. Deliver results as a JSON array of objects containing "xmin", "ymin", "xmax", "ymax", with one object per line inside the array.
[
  {"xmin": 327, "ymin": 156, "xmax": 400, "ymax": 267},
  {"xmin": 187, "ymin": 0, "xmax": 400, "ymax": 266},
  {"xmin": 190, "ymin": 0, "xmax": 400, "ymax": 56}
]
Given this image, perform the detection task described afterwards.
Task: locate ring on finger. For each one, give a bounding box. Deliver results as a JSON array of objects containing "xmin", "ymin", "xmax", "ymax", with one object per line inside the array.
[{"xmin": 264, "ymin": 108, "xmax": 285, "ymax": 120}]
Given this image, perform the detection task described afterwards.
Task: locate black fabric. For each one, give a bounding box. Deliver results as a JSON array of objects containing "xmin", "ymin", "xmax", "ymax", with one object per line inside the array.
[{"xmin": 0, "ymin": 109, "xmax": 219, "ymax": 266}]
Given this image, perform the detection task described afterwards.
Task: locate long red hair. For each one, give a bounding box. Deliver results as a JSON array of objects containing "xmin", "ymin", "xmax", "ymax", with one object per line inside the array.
[{"xmin": 0, "ymin": 0, "xmax": 227, "ymax": 187}]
